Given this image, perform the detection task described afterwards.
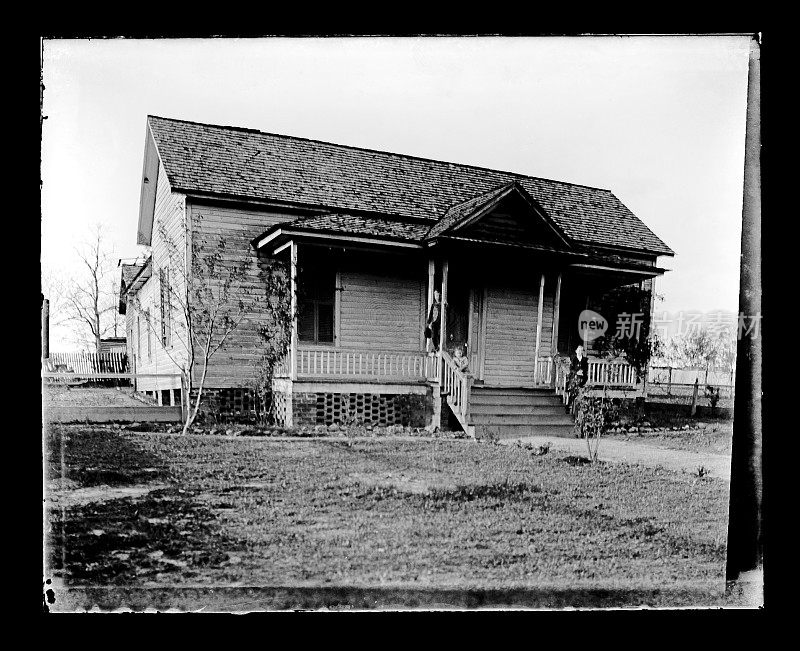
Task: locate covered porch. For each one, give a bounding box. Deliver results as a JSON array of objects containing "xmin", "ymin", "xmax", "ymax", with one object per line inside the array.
[
  {"xmin": 252, "ymin": 187, "xmax": 665, "ymax": 430},
  {"xmin": 260, "ymin": 238, "xmax": 653, "ymax": 430}
]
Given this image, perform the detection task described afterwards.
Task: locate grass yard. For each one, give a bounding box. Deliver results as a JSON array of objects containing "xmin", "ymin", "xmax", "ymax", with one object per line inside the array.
[
  {"xmin": 606, "ymin": 405, "xmax": 734, "ymax": 456},
  {"xmin": 44, "ymin": 425, "xmax": 732, "ymax": 609},
  {"xmin": 626, "ymin": 428, "xmax": 730, "ymax": 456},
  {"xmin": 606, "ymin": 421, "xmax": 733, "ymax": 456}
]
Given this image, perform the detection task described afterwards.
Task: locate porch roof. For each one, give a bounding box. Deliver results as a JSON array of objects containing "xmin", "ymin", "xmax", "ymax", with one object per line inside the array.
[
  {"xmin": 252, "ymin": 211, "xmax": 584, "ymax": 257},
  {"xmin": 253, "ymin": 213, "xmax": 428, "ymax": 251},
  {"xmin": 252, "ymin": 211, "xmax": 667, "ymax": 275},
  {"xmin": 123, "ymin": 256, "xmax": 152, "ymax": 295},
  {"xmin": 253, "ymin": 214, "xmax": 667, "ymax": 282}
]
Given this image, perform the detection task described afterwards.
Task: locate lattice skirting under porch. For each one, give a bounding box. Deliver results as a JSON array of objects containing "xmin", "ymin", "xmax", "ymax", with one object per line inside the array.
[
  {"xmin": 270, "ymin": 390, "xmax": 289, "ymax": 425},
  {"xmin": 276, "ymin": 391, "xmax": 431, "ymax": 428},
  {"xmin": 188, "ymin": 387, "xmax": 260, "ymax": 422}
]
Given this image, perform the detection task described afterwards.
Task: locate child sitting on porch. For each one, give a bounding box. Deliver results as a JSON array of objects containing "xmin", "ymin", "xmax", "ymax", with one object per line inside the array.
[{"xmin": 453, "ymin": 344, "xmax": 469, "ymax": 373}]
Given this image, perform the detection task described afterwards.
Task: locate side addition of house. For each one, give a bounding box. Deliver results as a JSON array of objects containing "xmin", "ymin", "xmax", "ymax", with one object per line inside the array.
[{"xmin": 121, "ymin": 116, "xmax": 674, "ymax": 437}]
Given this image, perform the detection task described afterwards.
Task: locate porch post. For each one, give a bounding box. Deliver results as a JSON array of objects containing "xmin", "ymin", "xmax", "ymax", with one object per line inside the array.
[
  {"xmin": 427, "ymin": 258, "xmax": 435, "ymax": 352},
  {"xmin": 429, "ymin": 256, "xmax": 443, "ymax": 431},
  {"xmin": 290, "ymin": 240, "xmax": 298, "ymax": 381},
  {"xmin": 552, "ymin": 272, "xmax": 562, "ymax": 357},
  {"xmin": 439, "ymin": 258, "xmax": 449, "ymax": 354},
  {"xmin": 583, "ymin": 294, "xmax": 590, "ymax": 351},
  {"xmin": 642, "ymin": 277, "xmax": 656, "ymax": 396},
  {"xmin": 533, "ymin": 272, "xmax": 545, "ymax": 384}
]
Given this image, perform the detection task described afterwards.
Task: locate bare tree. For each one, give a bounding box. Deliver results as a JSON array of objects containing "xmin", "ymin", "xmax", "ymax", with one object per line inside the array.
[
  {"xmin": 59, "ymin": 225, "xmax": 118, "ymax": 353},
  {"xmin": 130, "ymin": 215, "xmax": 290, "ymax": 435},
  {"xmin": 41, "ymin": 269, "xmax": 74, "ymax": 348}
]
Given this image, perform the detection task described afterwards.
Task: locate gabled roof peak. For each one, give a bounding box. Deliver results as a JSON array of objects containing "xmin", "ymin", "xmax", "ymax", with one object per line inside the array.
[{"xmin": 426, "ymin": 181, "xmax": 571, "ymax": 248}]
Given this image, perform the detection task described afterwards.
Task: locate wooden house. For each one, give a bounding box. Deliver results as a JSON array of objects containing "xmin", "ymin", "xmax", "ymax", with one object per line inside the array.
[
  {"xmin": 121, "ymin": 116, "xmax": 673, "ymax": 436},
  {"xmin": 98, "ymin": 337, "xmax": 127, "ymax": 355}
]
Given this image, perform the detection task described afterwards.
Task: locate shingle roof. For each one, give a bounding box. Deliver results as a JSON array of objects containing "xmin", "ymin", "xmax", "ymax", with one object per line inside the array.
[
  {"xmin": 280, "ymin": 214, "xmax": 430, "ymax": 242},
  {"xmin": 148, "ymin": 116, "xmax": 674, "ymax": 256},
  {"xmin": 121, "ymin": 262, "xmax": 145, "ymax": 289},
  {"xmin": 425, "ymin": 182, "xmax": 516, "ymax": 240}
]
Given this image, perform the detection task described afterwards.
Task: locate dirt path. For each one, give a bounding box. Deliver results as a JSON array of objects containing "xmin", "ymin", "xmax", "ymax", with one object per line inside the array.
[
  {"xmin": 43, "ymin": 386, "xmax": 150, "ymax": 408},
  {"xmin": 501, "ymin": 435, "xmax": 731, "ymax": 481},
  {"xmin": 46, "ymin": 483, "xmax": 170, "ymax": 509}
]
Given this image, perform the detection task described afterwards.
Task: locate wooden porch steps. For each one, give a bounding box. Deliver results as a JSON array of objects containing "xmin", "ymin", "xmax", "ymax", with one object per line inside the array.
[{"xmin": 462, "ymin": 386, "xmax": 575, "ymax": 439}]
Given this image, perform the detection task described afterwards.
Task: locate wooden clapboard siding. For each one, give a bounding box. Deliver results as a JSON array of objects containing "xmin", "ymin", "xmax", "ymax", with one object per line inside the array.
[
  {"xmin": 130, "ymin": 161, "xmax": 186, "ymax": 391},
  {"xmin": 481, "ymin": 280, "xmax": 555, "ymax": 386},
  {"xmin": 460, "ymin": 198, "xmax": 564, "ymax": 247},
  {"xmin": 337, "ymin": 267, "xmax": 424, "ymax": 352},
  {"xmin": 464, "ymin": 210, "xmax": 557, "ymax": 246},
  {"xmin": 186, "ymin": 200, "xmax": 304, "ymax": 388},
  {"xmin": 125, "ymin": 308, "xmax": 136, "ymax": 371}
]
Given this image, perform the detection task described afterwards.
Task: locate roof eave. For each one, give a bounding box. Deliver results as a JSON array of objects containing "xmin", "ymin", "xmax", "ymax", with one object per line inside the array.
[
  {"xmin": 137, "ymin": 122, "xmax": 161, "ymax": 246},
  {"xmin": 252, "ymin": 226, "xmax": 423, "ymax": 254}
]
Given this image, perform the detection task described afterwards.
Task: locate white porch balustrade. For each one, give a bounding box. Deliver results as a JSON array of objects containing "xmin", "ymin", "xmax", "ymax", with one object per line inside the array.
[{"xmin": 274, "ymin": 347, "xmax": 439, "ymax": 382}]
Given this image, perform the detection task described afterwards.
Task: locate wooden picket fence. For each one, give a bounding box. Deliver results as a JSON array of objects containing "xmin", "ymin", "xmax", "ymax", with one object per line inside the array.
[{"xmin": 43, "ymin": 351, "xmax": 129, "ymax": 375}]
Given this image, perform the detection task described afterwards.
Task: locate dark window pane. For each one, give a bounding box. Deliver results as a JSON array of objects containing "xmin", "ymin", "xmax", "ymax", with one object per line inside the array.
[
  {"xmin": 298, "ymin": 301, "xmax": 316, "ymax": 342},
  {"xmin": 299, "ymin": 265, "xmax": 335, "ymax": 300},
  {"xmin": 317, "ymin": 303, "xmax": 334, "ymax": 343},
  {"xmin": 296, "ymin": 261, "xmax": 335, "ymax": 344}
]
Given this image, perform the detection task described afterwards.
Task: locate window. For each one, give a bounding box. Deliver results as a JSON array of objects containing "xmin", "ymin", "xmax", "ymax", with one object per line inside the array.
[
  {"xmin": 136, "ymin": 316, "xmax": 141, "ymax": 360},
  {"xmin": 297, "ymin": 264, "xmax": 335, "ymax": 344},
  {"xmin": 160, "ymin": 268, "xmax": 171, "ymax": 346}
]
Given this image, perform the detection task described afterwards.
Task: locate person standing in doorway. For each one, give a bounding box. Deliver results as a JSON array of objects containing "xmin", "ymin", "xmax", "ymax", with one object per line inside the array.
[{"xmin": 425, "ymin": 289, "xmax": 442, "ymax": 354}]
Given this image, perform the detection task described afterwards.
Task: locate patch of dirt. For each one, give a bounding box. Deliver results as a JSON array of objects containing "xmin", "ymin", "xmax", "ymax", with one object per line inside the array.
[
  {"xmin": 561, "ymin": 455, "xmax": 594, "ymax": 466},
  {"xmin": 349, "ymin": 472, "xmax": 456, "ymax": 495},
  {"xmin": 43, "ymin": 386, "xmax": 148, "ymax": 408},
  {"xmin": 47, "ymin": 484, "xmax": 170, "ymax": 509},
  {"xmin": 46, "ymin": 485, "xmax": 245, "ymax": 587}
]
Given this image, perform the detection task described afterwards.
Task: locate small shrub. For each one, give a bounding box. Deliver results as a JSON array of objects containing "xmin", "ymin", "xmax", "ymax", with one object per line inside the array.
[
  {"xmin": 574, "ymin": 389, "xmax": 617, "ymax": 462},
  {"xmin": 518, "ymin": 441, "xmax": 551, "ymax": 456},
  {"xmin": 705, "ymin": 386, "xmax": 721, "ymax": 415},
  {"xmin": 696, "ymin": 465, "xmax": 712, "ymax": 478}
]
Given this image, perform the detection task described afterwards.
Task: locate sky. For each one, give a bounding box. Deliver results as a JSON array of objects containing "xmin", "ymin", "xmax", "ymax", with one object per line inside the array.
[{"xmin": 41, "ymin": 35, "xmax": 752, "ymax": 351}]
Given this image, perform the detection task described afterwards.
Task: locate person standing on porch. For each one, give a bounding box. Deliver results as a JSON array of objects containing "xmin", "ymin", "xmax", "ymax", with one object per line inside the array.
[
  {"xmin": 566, "ymin": 345, "xmax": 589, "ymax": 411},
  {"xmin": 425, "ymin": 289, "xmax": 442, "ymax": 354}
]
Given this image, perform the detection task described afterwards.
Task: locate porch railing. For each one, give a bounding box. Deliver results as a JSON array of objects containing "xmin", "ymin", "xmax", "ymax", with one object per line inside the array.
[
  {"xmin": 588, "ymin": 358, "xmax": 638, "ymax": 386},
  {"xmin": 554, "ymin": 356, "xmax": 640, "ymax": 403},
  {"xmin": 277, "ymin": 347, "xmax": 439, "ymax": 382},
  {"xmin": 440, "ymin": 349, "xmax": 473, "ymax": 429},
  {"xmin": 43, "ymin": 351, "xmax": 129, "ymax": 375},
  {"xmin": 535, "ymin": 356, "xmax": 554, "ymax": 385}
]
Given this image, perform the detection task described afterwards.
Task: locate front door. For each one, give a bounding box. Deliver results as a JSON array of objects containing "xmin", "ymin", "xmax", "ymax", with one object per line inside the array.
[
  {"xmin": 480, "ymin": 285, "xmax": 539, "ymax": 387},
  {"xmin": 445, "ymin": 274, "xmax": 470, "ymax": 355}
]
